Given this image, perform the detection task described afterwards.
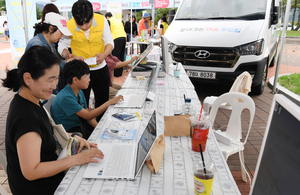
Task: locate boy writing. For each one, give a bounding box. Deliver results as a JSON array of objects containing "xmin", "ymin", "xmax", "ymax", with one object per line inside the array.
[{"xmin": 51, "ymin": 60, "xmax": 123, "ymax": 139}]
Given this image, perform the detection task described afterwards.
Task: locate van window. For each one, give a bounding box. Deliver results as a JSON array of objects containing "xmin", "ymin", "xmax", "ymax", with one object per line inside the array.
[{"xmin": 176, "ymin": 0, "xmax": 267, "ymax": 20}]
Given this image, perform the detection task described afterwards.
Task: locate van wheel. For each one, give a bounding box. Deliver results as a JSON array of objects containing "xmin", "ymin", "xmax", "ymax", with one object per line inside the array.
[
  {"xmin": 251, "ymin": 64, "xmax": 268, "ymax": 95},
  {"xmin": 269, "ymin": 54, "xmax": 276, "ymax": 67}
]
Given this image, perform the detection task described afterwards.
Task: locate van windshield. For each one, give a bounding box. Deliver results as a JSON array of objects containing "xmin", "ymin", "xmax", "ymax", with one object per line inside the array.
[{"xmin": 176, "ymin": 0, "xmax": 267, "ymax": 20}]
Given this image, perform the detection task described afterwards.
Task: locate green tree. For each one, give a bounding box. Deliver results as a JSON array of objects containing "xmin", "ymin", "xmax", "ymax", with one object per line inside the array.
[
  {"xmin": 0, "ymin": 0, "xmax": 6, "ymax": 11},
  {"xmin": 281, "ymin": 0, "xmax": 300, "ymax": 30},
  {"xmin": 36, "ymin": 6, "xmax": 42, "ymax": 20}
]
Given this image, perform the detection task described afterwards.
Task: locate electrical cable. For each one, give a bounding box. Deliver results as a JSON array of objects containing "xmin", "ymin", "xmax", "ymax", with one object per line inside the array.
[{"xmin": 230, "ymin": 141, "xmax": 252, "ymax": 189}]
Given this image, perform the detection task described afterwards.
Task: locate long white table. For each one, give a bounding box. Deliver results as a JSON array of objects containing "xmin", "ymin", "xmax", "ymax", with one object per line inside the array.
[
  {"xmin": 55, "ymin": 88, "xmax": 241, "ymax": 195},
  {"xmin": 55, "ymin": 52, "xmax": 241, "ymax": 194},
  {"xmin": 122, "ymin": 62, "xmax": 195, "ymax": 90}
]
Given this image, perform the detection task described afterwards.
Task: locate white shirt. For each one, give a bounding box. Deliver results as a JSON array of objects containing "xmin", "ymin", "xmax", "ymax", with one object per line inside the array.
[
  {"xmin": 4, "ymin": 24, "xmax": 9, "ymax": 31},
  {"xmin": 58, "ymin": 17, "xmax": 114, "ymax": 71}
]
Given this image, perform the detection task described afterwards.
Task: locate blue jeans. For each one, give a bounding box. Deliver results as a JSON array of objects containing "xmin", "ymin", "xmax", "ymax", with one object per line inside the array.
[{"xmin": 125, "ymin": 33, "xmax": 134, "ymax": 58}]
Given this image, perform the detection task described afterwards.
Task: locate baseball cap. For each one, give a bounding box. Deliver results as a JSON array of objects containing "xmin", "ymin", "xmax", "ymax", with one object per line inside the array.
[
  {"xmin": 143, "ymin": 12, "xmax": 150, "ymax": 18},
  {"xmin": 44, "ymin": 12, "xmax": 72, "ymax": 36}
]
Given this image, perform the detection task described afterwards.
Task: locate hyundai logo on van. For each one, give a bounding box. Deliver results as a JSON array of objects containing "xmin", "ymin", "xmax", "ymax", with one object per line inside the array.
[{"xmin": 194, "ymin": 50, "xmax": 210, "ymax": 59}]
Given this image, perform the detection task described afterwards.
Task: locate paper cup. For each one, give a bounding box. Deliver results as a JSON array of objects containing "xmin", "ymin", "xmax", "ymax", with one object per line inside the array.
[{"xmin": 174, "ymin": 70, "xmax": 180, "ymax": 77}]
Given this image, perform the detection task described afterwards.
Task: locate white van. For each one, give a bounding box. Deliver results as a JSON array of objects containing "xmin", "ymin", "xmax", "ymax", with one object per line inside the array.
[{"xmin": 165, "ymin": 0, "xmax": 282, "ymax": 95}]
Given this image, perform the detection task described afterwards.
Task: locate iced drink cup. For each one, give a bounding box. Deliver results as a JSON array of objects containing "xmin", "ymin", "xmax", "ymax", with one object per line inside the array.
[
  {"xmin": 190, "ymin": 113, "xmax": 211, "ymax": 152},
  {"xmin": 193, "ymin": 160, "xmax": 215, "ymax": 195}
]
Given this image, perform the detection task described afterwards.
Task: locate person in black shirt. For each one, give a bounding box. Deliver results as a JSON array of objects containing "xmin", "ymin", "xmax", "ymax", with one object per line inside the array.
[
  {"xmin": 124, "ymin": 15, "xmax": 138, "ymax": 55},
  {"xmin": 2, "ymin": 46, "xmax": 104, "ymax": 195}
]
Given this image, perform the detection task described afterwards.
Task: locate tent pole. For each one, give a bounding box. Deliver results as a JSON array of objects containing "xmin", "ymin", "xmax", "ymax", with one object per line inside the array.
[
  {"xmin": 21, "ymin": 0, "xmax": 29, "ymax": 44},
  {"xmin": 130, "ymin": 0, "xmax": 133, "ymax": 56},
  {"xmin": 272, "ymin": 0, "xmax": 292, "ymax": 93},
  {"xmin": 151, "ymin": 5, "xmax": 155, "ymax": 36}
]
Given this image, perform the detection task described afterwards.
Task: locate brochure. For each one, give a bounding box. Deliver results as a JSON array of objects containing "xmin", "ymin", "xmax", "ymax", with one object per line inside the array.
[
  {"xmin": 111, "ymin": 112, "xmax": 142, "ymax": 122},
  {"xmin": 100, "ymin": 128, "xmax": 137, "ymax": 140},
  {"xmin": 57, "ymin": 137, "xmax": 80, "ymax": 160}
]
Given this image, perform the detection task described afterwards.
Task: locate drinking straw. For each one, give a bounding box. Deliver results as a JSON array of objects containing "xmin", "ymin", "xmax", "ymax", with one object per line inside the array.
[
  {"xmin": 197, "ymin": 105, "xmax": 203, "ymax": 129},
  {"xmin": 199, "ymin": 144, "xmax": 208, "ymax": 179},
  {"xmin": 199, "ymin": 105, "xmax": 203, "ymax": 121}
]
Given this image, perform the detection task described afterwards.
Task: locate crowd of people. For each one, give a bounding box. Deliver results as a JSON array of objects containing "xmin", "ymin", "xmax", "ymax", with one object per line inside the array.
[{"xmin": 1, "ymin": 0, "xmax": 169, "ymax": 194}]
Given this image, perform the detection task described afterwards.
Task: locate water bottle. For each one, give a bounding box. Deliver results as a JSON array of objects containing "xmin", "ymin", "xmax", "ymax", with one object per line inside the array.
[{"xmin": 181, "ymin": 98, "xmax": 194, "ymax": 115}]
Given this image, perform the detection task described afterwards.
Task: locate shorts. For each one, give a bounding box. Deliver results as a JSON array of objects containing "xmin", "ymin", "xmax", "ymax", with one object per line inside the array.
[{"xmin": 5, "ymin": 31, "xmax": 9, "ymax": 36}]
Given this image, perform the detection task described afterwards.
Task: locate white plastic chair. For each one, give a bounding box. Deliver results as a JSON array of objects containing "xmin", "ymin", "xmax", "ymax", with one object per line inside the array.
[
  {"xmin": 209, "ymin": 92, "xmax": 255, "ymax": 182},
  {"xmin": 43, "ymin": 94, "xmax": 56, "ymax": 114},
  {"xmin": 0, "ymin": 151, "xmax": 9, "ymax": 195},
  {"xmin": 203, "ymin": 71, "xmax": 252, "ymax": 114}
]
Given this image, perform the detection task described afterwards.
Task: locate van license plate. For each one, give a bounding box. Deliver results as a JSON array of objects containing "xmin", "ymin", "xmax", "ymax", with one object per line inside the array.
[{"xmin": 187, "ymin": 71, "xmax": 216, "ymax": 79}]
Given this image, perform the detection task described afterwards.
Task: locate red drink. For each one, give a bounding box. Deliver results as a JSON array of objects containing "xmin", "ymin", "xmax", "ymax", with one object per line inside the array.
[{"xmin": 192, "ymin": 127, "xmax": 209, "ymax": 152}]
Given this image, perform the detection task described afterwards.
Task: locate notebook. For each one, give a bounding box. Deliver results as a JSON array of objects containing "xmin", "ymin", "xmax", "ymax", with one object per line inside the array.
[
  {"xmin": 114, "ymin": 62, "xmax": 161, "ymax": 108},
  {"xmin": 130, "ymin": 43, "xmax": 154, "ymax": 70},
  {"xmin": 249, "ymin": 94, "xmax": 300, "ymax": 195},
  {"xmin": 83, "ymin": 111, "xmax": 157, "ymax": 179},
  {"xmin": 160, "ymin": 35, "xmax": 169, "ymax": 75}
]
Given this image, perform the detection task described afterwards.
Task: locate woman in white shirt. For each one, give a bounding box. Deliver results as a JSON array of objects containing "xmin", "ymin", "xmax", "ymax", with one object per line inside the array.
[{"xmin": 3, "ymin": 21, "xmax": 9, "ymax": 42}]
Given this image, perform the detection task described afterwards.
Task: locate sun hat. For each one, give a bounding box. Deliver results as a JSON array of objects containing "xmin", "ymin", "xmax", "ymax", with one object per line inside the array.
[
  {"xmin": 143, "ymin": 12, "xmax": 150, "ymax": 18},
  {"xmin": 44, "ymin": 12, "xmax": 72, "ymax": 36}
]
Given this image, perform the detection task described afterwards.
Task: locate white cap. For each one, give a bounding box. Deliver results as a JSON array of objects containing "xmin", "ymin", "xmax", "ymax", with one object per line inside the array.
[{"xmin": 44, "ymin": 12, "xmax": 72, "ymax": 36}]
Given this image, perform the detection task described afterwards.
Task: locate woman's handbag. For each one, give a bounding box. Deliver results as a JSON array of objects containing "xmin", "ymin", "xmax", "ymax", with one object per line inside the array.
[{"xmin": 43, "ymin": 107, "xmax": 69, "ymax": 155}]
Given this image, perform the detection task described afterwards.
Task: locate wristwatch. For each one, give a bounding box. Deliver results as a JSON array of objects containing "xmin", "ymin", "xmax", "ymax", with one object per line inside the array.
[{"xmin": 71, "ymin": 132, "xmax": 82, "ymax": 138}]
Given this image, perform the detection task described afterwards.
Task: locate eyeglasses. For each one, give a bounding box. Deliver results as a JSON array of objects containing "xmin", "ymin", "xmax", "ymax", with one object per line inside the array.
[{"xmin": 83, "ymin": 74, "xmax": 90, "ymax": 79}]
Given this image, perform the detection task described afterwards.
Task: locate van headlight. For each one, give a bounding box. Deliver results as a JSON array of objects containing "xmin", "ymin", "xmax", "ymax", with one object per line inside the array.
[{"xmin": 235, "ymin": 39, "xmax": 264, "ymax": 55}]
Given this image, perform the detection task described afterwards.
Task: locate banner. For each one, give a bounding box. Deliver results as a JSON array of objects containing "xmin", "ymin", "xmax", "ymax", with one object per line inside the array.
[
  {"xmin": 155, "ymin": 0, "xmax": 169, "ymax": 8},
  {"xmin": 5, "ymin": 0, "xmax": 37, "ymax": 68},
  {"xmin": 36, "ymin": 0, "xmax": 182, "ymax": 11},
  {"xmin": 107, "ymin": 2, "xmax": 122, "ymax": 20}
]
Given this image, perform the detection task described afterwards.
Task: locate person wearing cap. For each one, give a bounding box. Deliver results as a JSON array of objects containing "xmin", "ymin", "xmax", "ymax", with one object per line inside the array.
[
  {"xmin": 150, "ymin": 16, "xmax": 169, "ymax": 39},
  {"xmin": 58, "ymin": 0, "xmax": 114, "ymax": 122},
  {"xmin": 26, "ymin": 12, "xmax": 83, "ymax": 94},
  {"xmin": 105, "ymin": 12, "xmax": 126, "ymax": 77},
  {"xmin": 138, "ymin": 12, "xmax": 151, "ymax": 53}
]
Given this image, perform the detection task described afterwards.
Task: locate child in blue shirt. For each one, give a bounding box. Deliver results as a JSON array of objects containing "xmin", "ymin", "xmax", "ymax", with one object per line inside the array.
[{"xmin": 51, "ymin": 60, "xmax": 123, "ymax": 138}]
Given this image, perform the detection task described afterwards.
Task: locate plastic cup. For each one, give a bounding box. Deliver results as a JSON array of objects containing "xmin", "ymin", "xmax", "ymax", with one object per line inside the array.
[
  {"xmin": 190, "ymin": 113, "xmax": 211, "ymax": 152},
  {"xmin": 174, "ymin": 70, "xmax": 180, "ymax": 77},
  {"xmin": 193, "ymin": 160, "xmax": 215, "ymax": 195}
]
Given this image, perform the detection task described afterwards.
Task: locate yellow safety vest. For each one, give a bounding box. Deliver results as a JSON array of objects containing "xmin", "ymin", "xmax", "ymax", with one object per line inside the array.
[
  {"xmin": 108, "ymin": 17, "xmax": 126, "ymax": 40},
  {"xmin": 67, "ymin": 13, "xmax": 105, "ymax": 67},
  {"xmin": 161, "ymin": 22, "xmax": 169, "ymax": 35}
]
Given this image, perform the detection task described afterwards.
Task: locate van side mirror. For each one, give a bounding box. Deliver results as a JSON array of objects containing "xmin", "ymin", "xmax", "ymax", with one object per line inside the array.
[
  {"xmin": 271, "ymin": 7, "xmax": 279, "ymax": 25},
  {"xmin": 168, "ymin": 9, "xmax": 176, "ymax": 25}
]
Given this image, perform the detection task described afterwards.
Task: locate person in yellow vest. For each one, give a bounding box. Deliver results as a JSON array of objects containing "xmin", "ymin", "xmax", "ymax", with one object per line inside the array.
[
  {"xmin": 58, "ymin": 0, "xmax": 114, "ymax": 122},
  {"xmin": 151, "ymin": 16, "xmax": 169, "ymax": 39},
  {"xmin": 105, "ymin": 12, "xmax": 126, "ymax": 77}
]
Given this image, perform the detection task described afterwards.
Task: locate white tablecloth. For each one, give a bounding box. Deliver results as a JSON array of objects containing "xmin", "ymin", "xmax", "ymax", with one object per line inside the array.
[
  {"xmin": 54, "ymin": 53, "xmax": 241, "ymax": 195},
  {"xmin": 123, "ymin": 60, "xmax": 195, "ymax": 90}
]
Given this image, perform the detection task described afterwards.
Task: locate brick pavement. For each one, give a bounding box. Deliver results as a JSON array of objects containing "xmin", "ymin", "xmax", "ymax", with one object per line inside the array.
[{"xmin": 0, "ymin": 35, "xmax": 300, "ymax": 194}]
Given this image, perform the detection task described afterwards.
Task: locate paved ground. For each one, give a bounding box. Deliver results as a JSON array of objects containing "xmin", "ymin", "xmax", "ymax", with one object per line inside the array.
[{"xmin": 0, "ymin": 36, "xmax": 300, "ymax": 194}]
